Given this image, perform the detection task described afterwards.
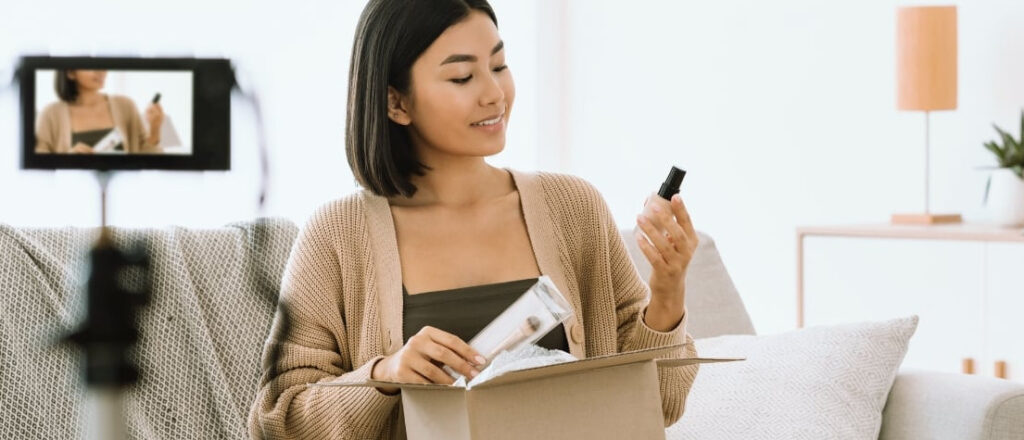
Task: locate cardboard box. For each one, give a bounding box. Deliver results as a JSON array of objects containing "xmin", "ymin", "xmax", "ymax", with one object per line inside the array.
[{"xmin": 318, "ymin": 343, "xmax": 742, "ymax": 440}]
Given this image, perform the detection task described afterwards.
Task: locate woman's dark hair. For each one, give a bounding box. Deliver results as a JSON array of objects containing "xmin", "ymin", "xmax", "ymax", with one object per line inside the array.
[
  {"xmin": 346, "ymin": 0, "xmax": 498, "ymax": 198},
  {"xmin": 54, "ymin": 69, "xmax": 78, "ymax": 103}
]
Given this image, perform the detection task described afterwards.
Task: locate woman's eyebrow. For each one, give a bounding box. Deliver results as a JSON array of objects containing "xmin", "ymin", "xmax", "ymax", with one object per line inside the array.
[{"xmin": 439, "ymin": 40, "xmax": 504, "ymax": 65}]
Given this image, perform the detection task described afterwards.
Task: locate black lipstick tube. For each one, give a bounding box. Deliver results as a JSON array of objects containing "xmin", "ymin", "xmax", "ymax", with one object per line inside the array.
[{"xmin": 657, "ymin": 166, "xmax": 686, "ymax": 200}]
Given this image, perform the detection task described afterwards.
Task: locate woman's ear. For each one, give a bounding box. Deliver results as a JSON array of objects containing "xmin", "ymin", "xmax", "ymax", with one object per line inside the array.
[{"xmin": 386, "ymin": 86, "xmax": 412, "ymax": 126}]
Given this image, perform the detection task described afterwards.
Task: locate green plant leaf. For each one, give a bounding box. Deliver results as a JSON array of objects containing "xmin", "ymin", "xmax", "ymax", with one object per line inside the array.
[
  {"xmin": 1013, "ymin": 149, "xmax": 1024, "ymax": 168},
  {"xmin": 1015, "ymin": 111, "xmax": 1024, "ymax": 160},
  {"xmin": 984, "ymin": 140, "xmax": 1009, "ymax": 167},
  {"xmin": 984, "ymin": 140, "xmax": 1002, "ymax": 155},
  {"xmin": 984, "ymin": 119, "xmax": 1024, "ymax": 170},
  {"xmin": 995, "ymin": 125, "xmax": 1019, "ymax": 151}
]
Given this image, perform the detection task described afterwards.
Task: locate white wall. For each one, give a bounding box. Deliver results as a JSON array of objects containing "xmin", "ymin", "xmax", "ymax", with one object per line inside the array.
[
  {"xmin": 2, "ymin": 0, "xmax": 1022, "ymax": 335},
  {"xmin": 559, "ymin": 0, "xmax": 1024, "ymax": 334},
  {"xmin": 0, "ymin": 0, "xmax": 540, "ymax": 228}
]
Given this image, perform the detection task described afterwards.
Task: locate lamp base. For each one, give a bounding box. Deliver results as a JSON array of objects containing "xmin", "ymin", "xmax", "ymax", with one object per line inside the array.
[{"xmin": 890, "ymin": 213, "xmax": 963, "ymax": 225}]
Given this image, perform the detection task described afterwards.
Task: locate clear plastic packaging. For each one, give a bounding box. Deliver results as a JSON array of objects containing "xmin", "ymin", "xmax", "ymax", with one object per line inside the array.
[
  {"xmin": 92, "ymin": 128, "xmax": 126, "ymax": 154},
  {"xmin": 444, "ymin": 275, "xmax": 574, "ymax": 381}
]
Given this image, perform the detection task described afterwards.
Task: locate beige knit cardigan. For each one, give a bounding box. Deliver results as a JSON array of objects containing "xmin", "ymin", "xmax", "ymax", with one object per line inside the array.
[
  {"xmin": 34, "ymin": 93, "xmax": 161, "ymax": 154},
  {"xmin": 248, "ymin": 169, "xmax": 699, "ymax": 439}
]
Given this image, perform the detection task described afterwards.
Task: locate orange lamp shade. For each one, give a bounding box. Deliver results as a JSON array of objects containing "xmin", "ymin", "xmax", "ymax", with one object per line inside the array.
[{"xmin": 897, "ymin": 6, "xmax": 958, "ymax": 111}]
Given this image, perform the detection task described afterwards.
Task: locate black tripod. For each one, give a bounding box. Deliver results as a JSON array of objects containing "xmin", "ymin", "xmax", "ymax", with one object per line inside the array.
[{"xmin": 65, "ymin": 171, "xmax": 151, "ymax": 440}]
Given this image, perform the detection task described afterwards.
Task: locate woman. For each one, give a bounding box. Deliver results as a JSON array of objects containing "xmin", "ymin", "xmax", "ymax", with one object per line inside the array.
[
  {"xmin": 248, "ymin": 1, "xmax": 700, "ymax": 438},
  {"xmin": 35, "ymin": 69, "xmax": 163, "ymax": 154}
]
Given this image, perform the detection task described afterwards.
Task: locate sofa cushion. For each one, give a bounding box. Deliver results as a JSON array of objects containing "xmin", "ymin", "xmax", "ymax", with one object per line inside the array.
[
  {"xmin": 0, "ymin": 219, "xmax": 296, "ymax": 439},
  {"xmin": 666, "ymin": 315, "xmax": 918, "ymax": 440}
]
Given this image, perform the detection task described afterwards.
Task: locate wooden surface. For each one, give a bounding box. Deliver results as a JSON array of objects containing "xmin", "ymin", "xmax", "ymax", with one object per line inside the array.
[
  {"xmin": 996, "ymin": 360, "xmax": 1008, "ymax": 379},
  {"xmin": 890, "ymin": 213, "xmax": 963, "ymax": 225},
  {"xmin": 798, "ymin": 223, "xmax": 1024, "ymax": 243},
  {"xmin": 963, "ymin": 358, "xmax": 976, "ymax": 375}
]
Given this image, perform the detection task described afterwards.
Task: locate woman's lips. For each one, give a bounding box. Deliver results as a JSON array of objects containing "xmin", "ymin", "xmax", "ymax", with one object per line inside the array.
[{"xmin": 470, "ymin": 117, "xmax": 504, "ymax": 133}]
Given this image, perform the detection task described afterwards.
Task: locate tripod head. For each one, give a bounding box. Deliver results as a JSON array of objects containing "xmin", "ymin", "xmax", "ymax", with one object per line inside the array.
[{"xmin": 65, "ymin": 234, "xmax": 151, "ymax": 388}]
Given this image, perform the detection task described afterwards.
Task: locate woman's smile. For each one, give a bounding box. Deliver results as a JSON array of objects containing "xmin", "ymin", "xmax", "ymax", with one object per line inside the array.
[{"xmin": 470, "ymin": 111, "xmax": 505, "ymax": 133}]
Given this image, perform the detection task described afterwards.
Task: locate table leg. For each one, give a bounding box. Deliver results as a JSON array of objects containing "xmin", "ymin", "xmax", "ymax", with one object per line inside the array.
[{"xmin": 797, "ymin": 232, "xmax": 804, "ymax": 329}]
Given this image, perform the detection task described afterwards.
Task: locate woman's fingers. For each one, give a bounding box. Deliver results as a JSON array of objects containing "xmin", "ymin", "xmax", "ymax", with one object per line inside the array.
[
  {"xmin": 404, "ymin": 326, "xmax": 484, "ymax": 383},
  {"xmin": 424, "ymin": 341, "xmax": 480, "ymax": 379},
  {"xmin": 426, "ymin": 327, "xmax": 486, "ymax": 367},
  {"xmin": 392, "ymin": 327, "xmax": 487, "ymax": 386},
  {"xmin": 71, "ymin": 142, "xmax": 92, "ymax": 154},
  {"xmin": 670, "ymin": 194, "xmax": 696, "ymax": 240},
  {"xmin": 646, "ymin": 196, "xmax": 688, "ymax": 243},
  {"xmin": 655, "ymin": 205, "xmax": 689, "ymax": 252},
  {"xmin": 146, "ymin": 104, "xmax": 164, "ymax": 126},
  {"xmin": 636, "ymin": 213, "xmax": 677, "ymax": 264},
  {"xmin": 634, "ymin": 228, "xmax": 668, "ymax": 270},
  {"xmin": 409, "ymin": 356, "xmax": 453, "ymax": 385},
  {"xmin": 636, "ymin": 193, "xmax": 700, "ymax": 278},
  {"xmin": 390, "ymin": 360, "xmax": 431, "ymax": 384},
  {"xmin": 642, "ymin": 200, "xmax": 688, "ymax": 251}
]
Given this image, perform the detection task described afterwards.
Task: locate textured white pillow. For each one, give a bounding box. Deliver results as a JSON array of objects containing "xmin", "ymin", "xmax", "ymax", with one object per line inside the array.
[{"xmin": 666, "ymin": 316, "xmax": 919, "ymax": 440}]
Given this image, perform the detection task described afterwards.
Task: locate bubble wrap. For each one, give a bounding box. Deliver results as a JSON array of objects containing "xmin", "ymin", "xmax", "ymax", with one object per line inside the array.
[{"xmin": 454, "ymin": 343, "xmax": 577, "ymax": 389}]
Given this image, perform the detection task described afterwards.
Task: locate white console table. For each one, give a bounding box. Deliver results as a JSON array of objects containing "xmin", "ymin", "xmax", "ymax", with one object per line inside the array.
[{"xmin": 797, "ymin": 223, "xmax": 1024, "ymax": 380}]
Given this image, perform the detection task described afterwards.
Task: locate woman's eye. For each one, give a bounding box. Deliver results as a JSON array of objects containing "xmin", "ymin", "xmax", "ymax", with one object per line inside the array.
[{"xmin": 450, "ymin": 66, "xmax": 507, "ymax": 85}]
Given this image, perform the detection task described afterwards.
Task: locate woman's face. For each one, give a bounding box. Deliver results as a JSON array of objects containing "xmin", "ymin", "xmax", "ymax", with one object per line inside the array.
[
  {"xmin": 390, "ymin": 10, "xmax": 515, "ymax": 160},
  {"xmin": 68, "ymin": 70, "xmax": 107, "ymax": 92}
]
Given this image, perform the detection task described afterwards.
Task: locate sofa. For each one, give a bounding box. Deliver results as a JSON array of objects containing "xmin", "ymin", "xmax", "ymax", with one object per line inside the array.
[{"xmin": 1, "ymin": 219, "xmax": 1021, "ymax": 439}]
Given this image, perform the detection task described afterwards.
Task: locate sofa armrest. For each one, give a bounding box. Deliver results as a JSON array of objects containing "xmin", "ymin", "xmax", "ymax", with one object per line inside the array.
[{"xmin": 880, "ymin": 369, "xmax": 1024, "ymax": 440}]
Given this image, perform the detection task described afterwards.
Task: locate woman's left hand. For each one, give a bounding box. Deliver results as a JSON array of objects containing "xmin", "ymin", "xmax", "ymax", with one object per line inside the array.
[
  {"xmin": 634, "ymin": 193, "xmax": 698, "ymax": 313},
  {"xmin": 145, "ymin": 102, "xmax": 164, "ymax": 131}
]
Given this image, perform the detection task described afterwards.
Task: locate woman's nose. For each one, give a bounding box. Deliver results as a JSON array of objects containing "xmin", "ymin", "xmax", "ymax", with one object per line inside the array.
[{"xmin": 479, "ymin": 72, "xmax": 505, "ymax": 107}]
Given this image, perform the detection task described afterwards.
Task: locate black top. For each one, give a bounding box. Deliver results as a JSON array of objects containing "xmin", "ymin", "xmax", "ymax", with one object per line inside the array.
[
  {"xmin": 402, "ymin": 277, "xmax": 570, "ymax": 353},
  {"xmin": 71, "ymin": 127, "xmax": 123, "ymax": 151}
]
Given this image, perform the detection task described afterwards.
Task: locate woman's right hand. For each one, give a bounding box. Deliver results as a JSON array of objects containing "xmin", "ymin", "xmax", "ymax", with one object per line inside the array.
[
  {"xmin": 370, "ymin": 326, "xmax": 487, "ymax": 395},
  {"xmin": 70, "ymin": 142, "xmax": 94, "ymax": 154}
]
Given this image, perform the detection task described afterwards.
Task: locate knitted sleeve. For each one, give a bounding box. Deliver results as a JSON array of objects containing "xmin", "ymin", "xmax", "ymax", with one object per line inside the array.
[
  {"xmin": 117, "ymin": 96, "xmax": 160, "ymax": 153},
  {"xmin": 585, "ymin": 178, "xmax": 701, "ymax": 427},
  {"xmin": 34, "ymin": 104, "xmax": 58, "ymax": 153},
  {"xmin": 247, "ymin": 205, "xmax": 400, "ymax": 439}
]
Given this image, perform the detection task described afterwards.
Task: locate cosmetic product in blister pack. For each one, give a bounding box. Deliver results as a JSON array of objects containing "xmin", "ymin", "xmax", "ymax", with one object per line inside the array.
[
  {"xmin": 444, "ymin": 275, "xmax": 574, "ymax": 381},
  {"xmin": 92, "ymin": 128, "xmax": 126, "ymax": 154}
]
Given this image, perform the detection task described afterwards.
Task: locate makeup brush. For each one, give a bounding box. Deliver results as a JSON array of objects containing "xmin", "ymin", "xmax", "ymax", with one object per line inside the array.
[{"xmin": 483, "ymin": 316, "xmax": 541, "ymax": 364}]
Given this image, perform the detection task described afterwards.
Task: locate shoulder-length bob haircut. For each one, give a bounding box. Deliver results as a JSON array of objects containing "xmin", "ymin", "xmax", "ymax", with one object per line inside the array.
[
  {"xmin": 54, "ymin": 69, "xmax": 79, "ymax": 103},
  {"xmin": 346, "ymin": 0, "xmax": 498, "ymax": 198}
]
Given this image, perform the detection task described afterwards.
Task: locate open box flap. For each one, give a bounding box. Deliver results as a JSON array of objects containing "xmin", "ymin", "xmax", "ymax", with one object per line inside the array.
[
  {"xmin": 311, "ymin": 343, "xmax": 743, "ymax": 391},
  {"xmin": 474, "ymin": 349, "xmax": 744, "ymax": 389},
  {"xmin": 466, "ymin": 343, "xmax": 683, "ymax": 390},
  {"xmin": 655, "ymin": 357, "xmax": 745, "ymax": 368},
  {"xmin": 311, "ymin": 379, "xmax": 465, "ymax": 391}
]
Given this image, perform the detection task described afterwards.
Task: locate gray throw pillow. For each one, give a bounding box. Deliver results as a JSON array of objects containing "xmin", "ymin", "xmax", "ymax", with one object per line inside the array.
[{"xmin": 667, "ymin": 316, "xmax": 919, "ymax": 440}]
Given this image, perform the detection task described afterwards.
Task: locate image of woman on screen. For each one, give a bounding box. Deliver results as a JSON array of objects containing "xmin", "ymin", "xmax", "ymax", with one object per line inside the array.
[{"xmin": 34, "ymin": 69, "xmax": 163, "ymax": 154}]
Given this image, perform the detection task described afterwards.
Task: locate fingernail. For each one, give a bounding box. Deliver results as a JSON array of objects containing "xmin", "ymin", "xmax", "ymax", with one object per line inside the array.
[
  {"xmin": 637, "ymin": 215, "xmax": 646, "ymax": 224},
  {"xmin": 652, "ymin": 205, "xmax": 661, "ymax": 212},
  {"xmin": 470, "ymin": 369, "xmax": 480, "ymax": 378},
  {"xmin": 475, "ymin": 355, "xmax": 486, "ymax": 365}
]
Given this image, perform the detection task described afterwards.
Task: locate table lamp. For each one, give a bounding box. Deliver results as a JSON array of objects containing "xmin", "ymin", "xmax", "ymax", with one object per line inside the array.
[{"xmin": 892, "ymin": 5, "xmax": 961, "ymax": 224}]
